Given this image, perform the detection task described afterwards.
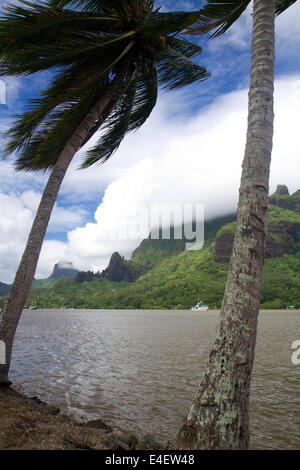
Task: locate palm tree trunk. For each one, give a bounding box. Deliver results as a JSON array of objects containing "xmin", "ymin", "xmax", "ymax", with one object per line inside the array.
[
  {"xmin": 0, "ymin": 73, "xmax": 128, "ymax": 386},
  {"xmin": 167, "ymin": 0, "xmax": 275, "ymax": 449}
]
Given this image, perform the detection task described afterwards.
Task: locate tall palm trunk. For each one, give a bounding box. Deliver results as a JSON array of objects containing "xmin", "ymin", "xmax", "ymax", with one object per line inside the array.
[
  {"xmin": 0, "ymin": 73, "xmax": 128, "ymax": 386},
  {"xmin": 167, "ymin": 0, "xmax": 275, "ymax": 449}
]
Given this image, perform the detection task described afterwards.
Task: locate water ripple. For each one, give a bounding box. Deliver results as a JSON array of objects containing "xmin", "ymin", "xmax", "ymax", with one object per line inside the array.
[{"xmin": 10, "ymin": 308, "xmax": 300, "ymax": 449}]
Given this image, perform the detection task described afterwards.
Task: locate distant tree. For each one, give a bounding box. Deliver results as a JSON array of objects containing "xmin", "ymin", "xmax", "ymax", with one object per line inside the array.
[
  {"xmin": 167, "ymin": 0, "xmax": 297, "ymax": 450},
  {"xmin": 0, "ymin": 0, "xmax": 209, "ymax": 385}
]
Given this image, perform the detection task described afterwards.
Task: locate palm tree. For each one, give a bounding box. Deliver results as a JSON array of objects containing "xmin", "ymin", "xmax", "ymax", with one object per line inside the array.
[
  {"xmin": 167, "ymin": 0, "xmax": 297, "ymax": 450},
  {"xmin": 0, "ymin": 0, "xmax": 210, "ymax": 386}
]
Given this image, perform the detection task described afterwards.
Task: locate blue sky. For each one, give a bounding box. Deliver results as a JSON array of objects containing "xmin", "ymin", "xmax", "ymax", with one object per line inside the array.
[{"xmin": 1, "ymin": 0, "xmax": 300, "ymax": 282}]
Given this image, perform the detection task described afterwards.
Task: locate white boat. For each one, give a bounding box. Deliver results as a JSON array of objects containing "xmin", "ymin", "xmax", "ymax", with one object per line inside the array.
[{"xmin": 191, "ymin": 301, "xmax": 209, "ymax": 311}]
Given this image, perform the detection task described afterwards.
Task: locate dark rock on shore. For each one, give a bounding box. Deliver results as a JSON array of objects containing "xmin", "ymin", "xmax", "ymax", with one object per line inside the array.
[
  {"xmin": 83, "ymin": 418, "xmax": 112, "ymax": 433},
  {"xmin": 30, "ymin": 395, "xmax": 60, "ymax": 415},
  {"xmin": 0, "ymin": 386, "xmax": 163, "ymax": 450},
  {"xmin": 135, "ymin": 433, "xmax": 164, "ymax": 450}
]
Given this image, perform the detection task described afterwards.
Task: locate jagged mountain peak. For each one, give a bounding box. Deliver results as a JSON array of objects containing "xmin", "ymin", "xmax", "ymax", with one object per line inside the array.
[
  {"xmin": 274, "ymin": 184, "xmax": 289, "ymax": 195},
  {"xmin": 49, "ymin": 261, "xmax": 78, "ymax": 280}
]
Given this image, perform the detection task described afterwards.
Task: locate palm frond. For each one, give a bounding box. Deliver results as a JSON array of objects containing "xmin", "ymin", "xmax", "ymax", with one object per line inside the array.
[
  {"xmin": 12, "ymin": 62, "xmax": 135, "ymax": 171},
  {"xmin": 48, "ymin": 0, "xmax": 123, "ymax": 12},
  {"xmin": 156, "ymin": 45, "xmax": 210, "ymax": 90},
  {"xmin": 165, "ymin": 36, "xmax": 203, "ymax": 58},
  {"xmin": 275, "ymin": 0, "xmax": 297, "ymax": 15},
  {"xmin": 1, "ymin": 0, "xmax": 211, "ymax": 173},
  {"xmin": 141, "ymin": 10, "xmax": 204, "ymax": 38},
  {"xmin": 48, "ymin": 1, "xmax": 156, "ymax": 17},
  {"xmin": 81, "ymin": 75, "xmax": 138, "ymax": 167},
  {"xmin": 186, "ymin": 1, "xmax": 251, "ymax": 38},
  {"xmin": 186, "ymin": 0, "xmax": 297, "ymax": 38},
  {"xmin": 0, "ymin": 9, "xmax": 137, "ymax": 77},
  {"xmin": 127, "ymin": 66, "xmax": 158, "ymax": 132},
  {"xmin": 80, "ymin": 64, "xmax": 139, "ymax": 147},
  {"xmin": 79, "ymin": 95, "xmax": 120, "ymax": 148},
  {"xmin": 4, "ymin": 63, "xmax": 109, "ymax": 155},
  {"xmin": 0, "ymin": 1, "xmax": 118, "ymax": 55},
  {"xmin": 81, "ymin": 64, "xmax": 158, "ymax": 167},
  {"xmin": 14, "ymin": 85, "xmax": 102, "ymax": 170},
  {"xmin": 6, "ymin": 38, "xmax": 135, "ymax": 169}
]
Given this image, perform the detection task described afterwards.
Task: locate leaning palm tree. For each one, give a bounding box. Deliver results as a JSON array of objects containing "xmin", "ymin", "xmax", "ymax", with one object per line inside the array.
[
  {"xmin": 0, "ymin": 0, "xmax": 210, "ymax": 386},
  {"xmin": 167, "ymin": 0, "xmax": 297, "ymax": 450}
]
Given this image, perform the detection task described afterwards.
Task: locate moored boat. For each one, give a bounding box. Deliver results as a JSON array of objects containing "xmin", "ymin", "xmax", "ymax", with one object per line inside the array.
[{"xmin": 191, "ymin": 301, "xmax": 209, "ymax": 311}]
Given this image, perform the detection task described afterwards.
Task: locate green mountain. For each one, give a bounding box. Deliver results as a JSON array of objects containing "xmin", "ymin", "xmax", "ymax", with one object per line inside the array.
[
  {"xmin": 131, "ymin": 213, "xmax": 237, "ymax": 269},
  {"xmin": 49, "ymin": 262, "xmax": 79, "ymax": 280},
  {"xmin": 32, "ymin": 261, "xmax": 79, "ymax": 289},
  {"xmin": 0, "ymin": 282, "xmax": 10, "ymax": 296},
  {"xmin": 2, "ymin": 185, "xmax": 300, "ymax": 310},
  {"xmin": 1, "ymin": 261, "xmax": 79, "ymax": 296}
]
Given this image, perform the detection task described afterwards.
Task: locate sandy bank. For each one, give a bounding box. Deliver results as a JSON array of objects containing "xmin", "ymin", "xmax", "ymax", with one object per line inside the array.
[{"xmin": 0, "ymin": 386, "xmax": 163, "ymax": 450}]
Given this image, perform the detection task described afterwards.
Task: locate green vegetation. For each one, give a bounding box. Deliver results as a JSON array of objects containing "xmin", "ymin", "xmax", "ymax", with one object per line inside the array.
[
  {"xmin": 31, "ymin": 278, "xmax": 58, "ymax": 290},
  {"xmin": 267, "ymin": 204, "xmax": 300, "ymax": 223},
  {"xmin": 216, "ymin": 221, "xmax": 237, "ymax": 237},
  {"xmin": 0, "ymin": 282, "xmax": 10, "ymax": 297},
  {"xmin": 260, "ymin": 253, "xmax": 300, "ymax": 308},
  {"xmin": 22, "ymin": 249, "xmax": 300, "ymax": 311},
  {"xmin": 132, "ymin": 237, "xmax": 186, "ymax": 271},
  {"xmin": 16, "ymin": 247, "xmax": 228, "ymax": 310},
  {"xmin": 1, "ymin": 198, "xmax": 300, "ymax": 311},
  {"xmin": 109, "ymin": 248, "xmax": 229, "ymax": 309},
  {"xmin": 24, "ymin": 278, "xmax": 131, "ymax": 310}
]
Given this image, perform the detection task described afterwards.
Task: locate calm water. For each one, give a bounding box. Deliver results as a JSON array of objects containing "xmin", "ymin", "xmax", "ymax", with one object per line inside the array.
[{"xmin": 10, "ymin": 309, "xmax": 300, "ymax": 449}]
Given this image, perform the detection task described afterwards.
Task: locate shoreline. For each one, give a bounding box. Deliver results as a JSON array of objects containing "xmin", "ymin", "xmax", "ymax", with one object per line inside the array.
[
  {"xmin": 22, "ymin": 307, "xmax": 300, "ymax": 311},
  {"xmin": 0, "ymin": 385, "xmax": 163, "ymax": 450}
]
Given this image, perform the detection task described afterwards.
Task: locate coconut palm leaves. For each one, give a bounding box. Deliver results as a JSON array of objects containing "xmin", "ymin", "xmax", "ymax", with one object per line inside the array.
[
  {"xmin": 81, "ymin": 66, "xmax": 158, "ymax": 167},
  {"xmin": 0, "ymin": 0, "xmax": 209, "ymax": 172},
  {"xmin": 0, "ymin": 0, "xmax": 211, "ymax": 387},
  {"xmin": 187, "ymin": 0, "xmax": 297, "ymax": 37}
]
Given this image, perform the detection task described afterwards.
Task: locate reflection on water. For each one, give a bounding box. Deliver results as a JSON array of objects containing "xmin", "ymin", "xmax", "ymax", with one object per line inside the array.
[{"xmin": 10, "ymin": 309, "xmax": 300, "ymax": 449}]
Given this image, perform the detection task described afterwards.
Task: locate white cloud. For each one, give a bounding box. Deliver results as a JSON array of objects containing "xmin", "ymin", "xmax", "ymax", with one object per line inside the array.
[
  {"xmin": 51, "ymin": 1, "xmax": 300, "ymax": 204},
  {"xmin": 276, "ymin": 1, "xmax": 300, "ymax": 45},
  {"xmin": 59, "ymin": 91, "xmax": 184, "ymax": 202},
  {"xmin": 0, "ymin": 192, "xmax": 33, "ymax": 282},
  {"xmin": 53, "ymin": 74, "xmax": 300, "ymax": 276},
  {"xmin": 1, "ymin": 74, "xmax": 300, "ymax": 282},
  {"xmin": 0, "ymin": 0, "xmax": 299, "ymax": 286},
  {"xmin": 20, "ymin": 190, "xmax": 41, "ymax": 211},
  {"xmin": 0, "ymin": 158, "xmax": 47, "ymax": 194},
  {"xmin": 4, "ymin": 76, "xmax": 23, "ymax": 108},
  {"xmin": 0, "ymin": 190, "xmax": 88, "ymax": 282},
  {"xmin": 49, "ymin": 205, "xmax": 88, "ymax": 233},
  {"xmin": 36, "ymin": 240, "xmax": 69, "ymax": 280}
]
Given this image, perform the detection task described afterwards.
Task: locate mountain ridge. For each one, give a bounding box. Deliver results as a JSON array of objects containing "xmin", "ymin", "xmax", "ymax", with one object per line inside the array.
[{"xmin": 1, "ymin": 185, "xmax": 300, "ymax": 310}]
